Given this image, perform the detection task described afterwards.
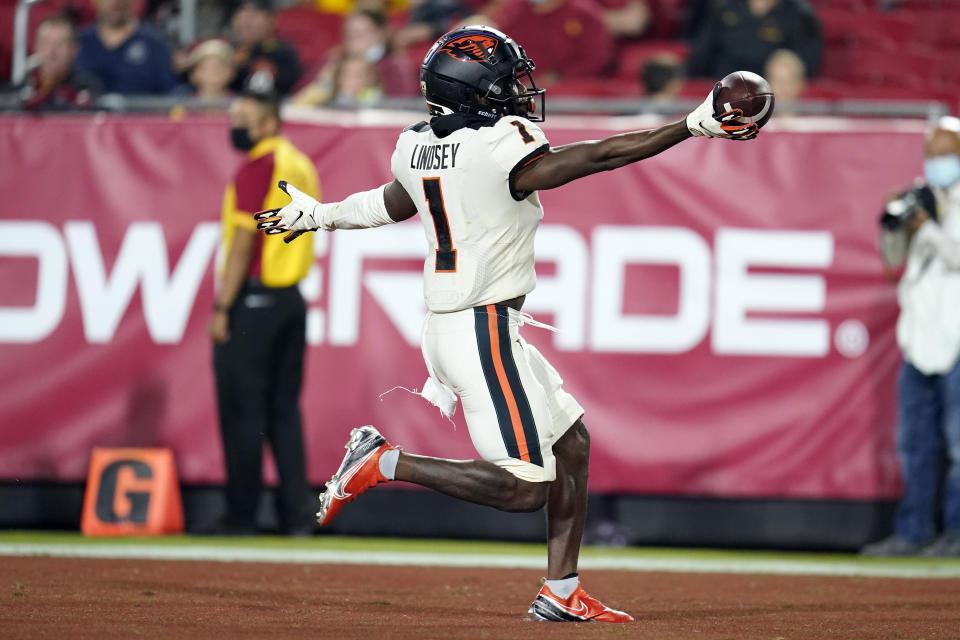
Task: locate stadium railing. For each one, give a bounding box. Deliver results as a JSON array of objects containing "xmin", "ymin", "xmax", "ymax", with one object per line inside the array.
[{"xmin": 0, "ymin": 92, "xmax": 951, "ymax": 121}]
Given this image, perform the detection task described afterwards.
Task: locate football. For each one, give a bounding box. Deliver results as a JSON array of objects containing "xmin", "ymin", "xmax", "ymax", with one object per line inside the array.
[{"xmin": 713, "ymin": 70, "xmax": 775, "ymax": 129}]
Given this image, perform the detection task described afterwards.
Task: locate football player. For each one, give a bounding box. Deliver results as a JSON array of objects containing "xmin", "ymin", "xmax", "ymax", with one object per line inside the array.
[{"xmin": 255, "ymin": 25, "xmax": 757, "ymax": 622}]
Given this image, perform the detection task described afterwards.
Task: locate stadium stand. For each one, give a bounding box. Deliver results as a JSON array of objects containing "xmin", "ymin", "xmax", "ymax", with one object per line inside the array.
[
  {"xmin": 817, "ymin": 7, "xmax": 916, "ymax": 51},
  {"xmin": 0, "ymin": 0, "xmax": 128, "ymax": 84},
  {"xmin": 810, "ymin": 0, "xmax": 960, "ymax": 106},
  {"xmin": 0, "ymin": 1, "xmax": 956, "ymax": 119},
  {"xmin": 273, "ymin": 6, "xmax": 342, "ymax": 73}
]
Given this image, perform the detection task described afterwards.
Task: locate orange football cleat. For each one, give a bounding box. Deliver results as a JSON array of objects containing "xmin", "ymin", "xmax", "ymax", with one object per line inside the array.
[
  {"xmin": 528, "ymin": 583, "xmax": 634, "ymax": 623},
  {"xmin": 316, "ymin": 426, "xmax": 394, "ymax": 526}
]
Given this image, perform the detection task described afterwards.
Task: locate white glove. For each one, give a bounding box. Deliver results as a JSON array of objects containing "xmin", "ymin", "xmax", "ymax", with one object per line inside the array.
[
  {"xmin": 254, "ymin": 180, "xmax": 325, "ymax": 243},
  {"xmin": 686, "ymin": 83, "xmax": 759, "ymax": 140}
]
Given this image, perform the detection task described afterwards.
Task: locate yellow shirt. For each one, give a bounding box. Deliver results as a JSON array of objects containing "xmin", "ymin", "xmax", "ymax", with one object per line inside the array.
[
  {"xmin": 314, "ymin": 0, "xmax": 407, "ymax": 15},
  {"xmin": 220, "ymin": 136, "xmax": 320, "ymax": 288}
]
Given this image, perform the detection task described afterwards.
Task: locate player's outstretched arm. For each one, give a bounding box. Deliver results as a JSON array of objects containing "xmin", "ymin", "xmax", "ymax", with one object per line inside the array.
[
  {"xmin": 514, "ymin": 87, "xmax": 758, "ymax": 194},
  {"xmin": 255, "ymin": 179, "xmax": 417, "ymax": 243},
  {"xmin": 515, "ymin": 120, "xmax": 691, "ymax": 193}
]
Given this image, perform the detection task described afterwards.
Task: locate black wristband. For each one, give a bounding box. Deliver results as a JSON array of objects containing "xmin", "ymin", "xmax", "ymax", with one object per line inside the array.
[{"xmin": 214, "ymin": 302, "xmax": 231, "ymax": 313}]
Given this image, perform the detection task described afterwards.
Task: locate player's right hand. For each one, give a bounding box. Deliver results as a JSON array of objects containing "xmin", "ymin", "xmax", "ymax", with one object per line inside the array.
[
  {"xmin": 254, "ymin": 180, "xmax": 323, "ymax": 244},
  {"xmin": 685, "ymin": 84, "xmax": 759, "ymax": 140}
]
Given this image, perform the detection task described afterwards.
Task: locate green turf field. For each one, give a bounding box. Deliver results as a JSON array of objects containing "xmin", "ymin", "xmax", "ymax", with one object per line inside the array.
[{"xmin": 2, "ymin": 530, "xmax": 959, "ymax": 578}]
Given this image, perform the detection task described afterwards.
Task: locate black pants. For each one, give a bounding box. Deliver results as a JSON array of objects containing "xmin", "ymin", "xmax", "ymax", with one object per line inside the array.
[{"xmin": 213, "ymin": 281, "xmax": 310, "ymax": 531}]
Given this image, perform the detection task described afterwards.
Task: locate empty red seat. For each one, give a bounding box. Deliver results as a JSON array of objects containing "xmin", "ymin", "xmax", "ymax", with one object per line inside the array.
[
  {"xmin": 403, "ymin": 40, "xmax": 433, "ymax": 72},
  {"xmin": 832, "ymin": 82, "xmax": 958, "ymax": 103},
  {"xmin": 819, "ymin": 46, "xmax": 854, "ymax": 82},
  {"xmin": 800, "ymin": 79, "xmax": 847, "ymax": 99},
  {"xmin": 545, "ymin": 76, "xmax": 640, "ymax": 98},
  {"xmin": 934, "ymin": 52, "xmax": 960, "ymax": 88},
  {"xmin": 894, "ymin": 0, "xmax": 960, "ymax": 9},
  {"xmin": 646, "ymin": 0, "xmax": 688, "ymax": 39},
  {"xmin": 808, "ymin": 0, "xmax": 873, "ymax": 10},
  {"xmin": 817, "ymin": 7, "xmax": 916, "ymax": 51},
  {"xmin": 678, "ymin": 78, "xmax": 720, "ymax": 98},
  {"xmin": 841, "ymin": 47, "xmax": 943, "ymax": 88},
  {"xmin": 900, "ymin": 9, "xmax": 960, "ymax": 45},
  {"xmin": 616, "ymin": 40, "xmax": 690, "ymax": 81},
  {"xmin": 274, "ymin": 8, "xmax": 343, "ymax": 69}
]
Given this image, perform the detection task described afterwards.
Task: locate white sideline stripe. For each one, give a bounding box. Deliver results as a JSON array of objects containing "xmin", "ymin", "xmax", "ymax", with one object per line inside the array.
[{"xmin": 1, "ymin": 543, "xmax": 959, "ymax": 579}]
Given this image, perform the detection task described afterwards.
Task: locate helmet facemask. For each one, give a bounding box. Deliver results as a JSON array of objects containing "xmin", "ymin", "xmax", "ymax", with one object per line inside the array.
[{"xmin": 482, "ymin": 60, "xmax": 545, "ymax": 122}]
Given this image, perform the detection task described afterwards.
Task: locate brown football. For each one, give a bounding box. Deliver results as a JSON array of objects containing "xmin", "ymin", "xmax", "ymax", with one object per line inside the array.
[{"xmin": 713, "ymin": 70, "xmax": 775, "ymax": 129}]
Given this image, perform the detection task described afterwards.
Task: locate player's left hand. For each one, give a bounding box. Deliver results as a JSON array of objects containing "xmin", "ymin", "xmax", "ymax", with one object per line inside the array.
[
  {"xmin": 686, "ymin": 84, "xmax": 759, "ymax": 140},
  {"xmin": 254, "ymin": 180, "xmax": 323, "ymax": 243}
]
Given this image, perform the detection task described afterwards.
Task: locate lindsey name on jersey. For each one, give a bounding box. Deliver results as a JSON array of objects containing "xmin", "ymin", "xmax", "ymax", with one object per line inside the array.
[
  {"xmin": 390, "ymin": 114, "xmax": 551, "ymax": 313},
  {"xmin": 409, "ymin": 143, "xmax": 461, "ymax": 171}
]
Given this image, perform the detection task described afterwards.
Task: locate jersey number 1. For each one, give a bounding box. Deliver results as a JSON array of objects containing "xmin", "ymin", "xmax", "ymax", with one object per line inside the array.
[
  {"xmin": 509, "ymin": 120, "xmax": 535, "ymax": 143},
  {"xmin": 423, "ymin": 177, "xmax": 457, "ymax": 273}
]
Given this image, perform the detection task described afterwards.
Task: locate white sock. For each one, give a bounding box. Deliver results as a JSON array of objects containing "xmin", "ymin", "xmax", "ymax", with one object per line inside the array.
[
  {"xmin": 378, "ymin": 448, "xmax": 399, "ymax": 480},
  {"xmin": 544, "ymin": 574, "xmax": 579, "ymax": 599}
]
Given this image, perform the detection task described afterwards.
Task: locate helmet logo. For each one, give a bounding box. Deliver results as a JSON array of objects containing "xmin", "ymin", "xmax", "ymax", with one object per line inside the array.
[{"xmin": 440, "ymin": 34, "xmax": 498, "ymax": 62}]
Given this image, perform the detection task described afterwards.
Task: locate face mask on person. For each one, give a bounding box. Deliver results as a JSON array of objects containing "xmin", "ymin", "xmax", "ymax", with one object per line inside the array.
[
  {"xmin": 230, "ymin": 126, "xmax": 255, "ymax": 151},
  {"xmin": 925, "ymin": 155, "xmax": 960, "ymax": 189},
  {"xmin": 364, "ymin": 42, "xmax": 386, "ymax": 63}
]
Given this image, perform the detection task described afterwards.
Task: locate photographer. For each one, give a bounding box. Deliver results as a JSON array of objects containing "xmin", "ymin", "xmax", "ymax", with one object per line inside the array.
[{"xmin": 863, "ymin": 117, "xmax": 960, "ymax": 557}]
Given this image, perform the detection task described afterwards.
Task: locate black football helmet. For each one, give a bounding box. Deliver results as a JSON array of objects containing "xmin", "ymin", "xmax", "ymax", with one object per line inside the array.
[{"xmin": 420, "ymin": 25, "xmax": 545, "ymax": 122}]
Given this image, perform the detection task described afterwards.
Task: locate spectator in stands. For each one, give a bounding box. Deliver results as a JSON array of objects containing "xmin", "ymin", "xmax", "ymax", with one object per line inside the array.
[
  {"xmin": 330, "ymin": 54, "xmax": 383, "ymax": 106},
  {"xmin": 685, "ymin": 0, "xmax": 822, "ymax": 80},
  {"xmin": 492, "ymin": 0, "xmax": 616, "ymax": 82},
  {"xmin": 185, "ymin": 38, "xmax": 236, "ymax": 99},
  {"xmin": 392, "ymin": 0, "xmax": 473, "ymax": 50},
  {"xmin": 641, "ymin": 53, "xmax": 684, "ymax": 101},
  {"xmin": 683, "ymin": 0, "xmax": 709, "ymax": 38},
  {"xmin": 764, "ymin": 48, "xmax": 805, "ymax": 115},
  {"xmin": 294, "ymin": 54, "xmax": 383, "ymax": 107},
  {"xmin": 295, "ymin": 8, "xmax": 416, "ymax": 100},
  {"xmin": 229, "ymin": 0, "xmax": 302, "ymax": 96},
  {"xmin": 600, "ymin": 0, "xmax": 651, "ymax": 39},
  {"xmin": 22, "ymin": 13, "xmax": 100, "ymax": 111},
  {"xmin": 75, "ymin": 0, "xmax": 177, "ymax": 95},
  {"xmin": 342, "ymin": 8, "xmax": 416, "ymax": 95},
  {"xmin": 865, "ymin": 117, "xmax": 960, "ymax": 558},
  {"xmin": 208, "ymin": 89, "xmax": 319, "ymax": 536}
]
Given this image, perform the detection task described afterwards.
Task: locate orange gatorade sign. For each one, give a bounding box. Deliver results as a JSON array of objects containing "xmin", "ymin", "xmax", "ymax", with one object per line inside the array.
[{"xmin": 81, "ymin": 448, "xmax": 184, "ymax": 536}]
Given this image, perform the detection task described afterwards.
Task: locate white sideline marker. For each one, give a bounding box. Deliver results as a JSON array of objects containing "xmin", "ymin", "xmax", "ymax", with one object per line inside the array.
[{"xmin": 1, "ymin": 543, "xmax": 959, "ymax": 579}]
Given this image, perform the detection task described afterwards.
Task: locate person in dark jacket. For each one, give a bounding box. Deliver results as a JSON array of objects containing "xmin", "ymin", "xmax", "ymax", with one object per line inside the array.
[
  {"xmin": 75, "ymin": 0, "xmax": 177, "ymax": 95},
  {"xmin": 229, "ymin": 0, "xmax": 302, "ymax": 96},
  {"xmin": 685, "ymin": 0, "xmax": 822, "ymax": 79}
]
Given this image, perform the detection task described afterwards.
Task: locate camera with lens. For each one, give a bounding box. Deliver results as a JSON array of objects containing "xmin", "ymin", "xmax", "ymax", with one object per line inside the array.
[
  {"xmin": 878, "ymin": 182, "xmax": 940, "ymax": 268},
  {"xmin": 880, "ymin": 183, "xmax": 937, "ymax": 231}
]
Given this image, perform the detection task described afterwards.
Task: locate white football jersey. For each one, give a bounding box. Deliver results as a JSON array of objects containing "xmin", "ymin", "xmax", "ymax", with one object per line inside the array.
[{"xmin": 390, "ymin": 115, "xmax": 550, "ymax": 313}]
